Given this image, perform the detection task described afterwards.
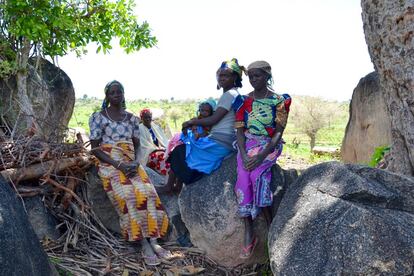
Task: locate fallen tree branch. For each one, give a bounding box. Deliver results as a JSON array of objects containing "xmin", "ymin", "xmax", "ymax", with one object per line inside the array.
[
  {"xmin": 0, "ymin": 156, "xmax": 91, "ymax": 183},
  {"xmin": 41, "ymin": 176, "xmax": 88, "ymax": 212}
]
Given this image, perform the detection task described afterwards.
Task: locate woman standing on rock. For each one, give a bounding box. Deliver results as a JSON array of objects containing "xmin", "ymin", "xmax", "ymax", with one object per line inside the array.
[
  {"xmin": 168, "ymin": 58, "xmax": 245, "ymax": 184},
  {"xmin": 88, "ymin": 80, "xmax": 171, "ymax": 266},
  {"xmin": 233, "ymin": 61, "xmax": 291, "ymax": 258}
]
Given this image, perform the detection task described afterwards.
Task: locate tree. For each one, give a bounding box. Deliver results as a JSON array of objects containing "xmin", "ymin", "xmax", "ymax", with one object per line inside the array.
[
  {"xmin": 290, "ymin": 96, "xmax": 336, "ymax": 150},
  {"xmin": 361, "ymin": 0, "xmax": 414, "ymax": 176},
  {"xmin": 0, "ymin": 0, "xmax": 156, "ymax": 135},
  {"xmin": 167, "ymin": 107, "xmax": 182, "ymax": 130}
]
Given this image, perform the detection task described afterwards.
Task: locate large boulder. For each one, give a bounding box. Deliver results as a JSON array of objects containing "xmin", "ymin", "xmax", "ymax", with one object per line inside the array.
[
  {"xmin": 0, "ymin": 58, "xmax": 75, "ymax": 138},
  {"xmin": 269, "ymin": 162, "xmax": 414, "ymax": 275},
  {"xmin": 341, "ymin": 71, "xmax": 391, "ymax": 164},
  {"xmin": 178, "ymin": 155, "xmax": 297, "ymax": 268},
  {"xmin": 0, "ymin": 176, "xmax": 56, "ymax": 276}
]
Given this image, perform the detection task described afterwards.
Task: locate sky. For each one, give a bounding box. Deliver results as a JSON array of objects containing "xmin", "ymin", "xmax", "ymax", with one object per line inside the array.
[{"xmin": 58, "ymin": 0, "xmax": 374, "ymax": 102}]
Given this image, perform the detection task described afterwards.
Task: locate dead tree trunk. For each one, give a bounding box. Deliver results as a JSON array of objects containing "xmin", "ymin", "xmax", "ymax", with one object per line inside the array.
[{"xmin": 361, "ymin": 0, "xmax": 414, "ymax": 176}]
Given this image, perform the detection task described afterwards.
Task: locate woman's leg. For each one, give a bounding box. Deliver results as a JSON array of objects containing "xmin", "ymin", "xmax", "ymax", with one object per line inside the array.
[
  {"xmin": 240, "ymin": 215, "xmax": 257, "ymax": 258},
  {"xmin": 140, "ymin": 238, "xmax": 156, "ymax": 256},
  {"xmin": 262, "ymin": 206, "xmax": 273, "ymax": 227},
  {"xmin": 156, "ymin": 170, "xmax": 175, "ymax": 193},
  {"xmin": 243, "ymin": 216, "xmax": 254, "ymax": 247},
  {"xmin": 172, "ymin": 178, "xmax": 183, "ymax": 193}
]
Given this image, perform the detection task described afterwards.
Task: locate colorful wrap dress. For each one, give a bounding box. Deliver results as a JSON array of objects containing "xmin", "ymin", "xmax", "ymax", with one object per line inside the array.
[
  {"xmin": 233, "ymin": 93, "xmax": 291, "ymax": 218},
  {"xmin": 89, "ymin": 112, "xmax": 169, "ymax": 241}
]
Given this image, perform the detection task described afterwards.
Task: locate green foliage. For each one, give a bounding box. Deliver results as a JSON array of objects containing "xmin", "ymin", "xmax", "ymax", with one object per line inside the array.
[
  {"xmin": 69, "ymin": 96, "xmax": 348, "ymax": 165},
  {"xmin": 368, "ymin": 145, "xmax": 390, "ymax": 168},
  {"xmin": 69, "ymin": 98, "xmax": 198, "ymax": 133},
  {"xmin": 49, "ymin": 257, "xmax": 74, "ymax": 276},
  {"xmin": 289, "ymin": 96, "xmax": 341, "ymax": 149},
  {"xmin": 0, "ymin": 0, "xmax": 156, "ymax": 77}
]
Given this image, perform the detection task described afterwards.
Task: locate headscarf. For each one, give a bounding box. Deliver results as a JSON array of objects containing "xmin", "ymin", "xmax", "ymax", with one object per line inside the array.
[
  {"xmin": 197, "ymin": 98, "xmax": 217, "ymax": 116},
  {"xmin": 140, "ymin": 108, "xmax": 152, "ymax": 119},
  {"xmin": 218, "ymin": 58, "xmax": 246, "ymax": 77},
  {"xmin": 101, "ymin": 80, "xmax": 126, "ymax": 110},
  {"xmin": 247, "ymin": 60, "xmax": 273, "ymax": 86}
]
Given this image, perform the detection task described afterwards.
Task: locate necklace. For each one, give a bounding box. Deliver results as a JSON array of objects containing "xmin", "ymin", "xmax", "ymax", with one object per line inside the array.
[
  {"xmin": 105, "ymin": 108, "xmax": 127, "ymax": 122},
  {"xmin": 253, "ymin": 89, "xmax": 269, "ymax": 100}
]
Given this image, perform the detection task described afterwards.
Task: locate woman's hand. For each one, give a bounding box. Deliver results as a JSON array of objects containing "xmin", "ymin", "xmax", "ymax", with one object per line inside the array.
[
  {"xmin": 241, "ymin": 153, "xmax": 251, "ymax": 170},
  {"xmin": 245, "ymin": 153, "xmax": 265, "ymax": 171},
  {"xmin": 117, "ymin": 161, "xmax": 138, "ymax": 178}
]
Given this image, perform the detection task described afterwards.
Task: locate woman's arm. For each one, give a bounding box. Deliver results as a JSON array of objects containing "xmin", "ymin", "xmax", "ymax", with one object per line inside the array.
[
  {"xmin": 245, "ymin": 126, "xmax": 284, "ymax": 171},
  {"xmin": 90, "ymin": 140, "xmax": 137, "ymax": 178},
  {"xmin": 132, "ymin": 136, "xmax": 141, "ymax": 163},
  {"xmin": 236, "ymin": 127, "xmax": 249, "ymax": 164},
  {"xmin": 90, "ymin": 139, "xmax": 120, "ymax": 167},
  {"xmin": 183, "ymin": 107, "xmax": 228, "ymax": 129}
]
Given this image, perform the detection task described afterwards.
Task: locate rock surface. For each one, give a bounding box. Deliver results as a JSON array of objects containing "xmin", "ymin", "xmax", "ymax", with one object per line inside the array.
[
  {"xmin": 0, "ymin": 58, "xmax": 75, "ymax": 138},
  {"xmin": 269, "ymin": 162, "xmax": 414, "ymax": 275},
  {"xmin": 362, "ymin": 0, "xmax": 414, "ymax": 176},
  {"xmin": 0, "ymin": 176, "xmax": 56, "ymax": 276},
  {"xmin": 341, "ymin": 72, "xmax": 391, "ymax": 164},
  {"xmin": 24, "ymin": 195, "xmax": 61, "ymax": 241},
  {"xmin": 179, "ymin": 155, "xmax": 297, "ymax": 268}
]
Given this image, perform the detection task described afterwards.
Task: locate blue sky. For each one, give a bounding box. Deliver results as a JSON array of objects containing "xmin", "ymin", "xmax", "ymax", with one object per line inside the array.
[{"xmin": 58, "ymin": 0, "xmax": 374, "ymax": 101}]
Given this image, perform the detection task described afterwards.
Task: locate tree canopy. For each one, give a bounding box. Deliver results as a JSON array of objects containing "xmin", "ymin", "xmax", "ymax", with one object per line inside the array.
[{"xmin": 0, "ymin": 0, "xmax": 157, "ymax": 77}]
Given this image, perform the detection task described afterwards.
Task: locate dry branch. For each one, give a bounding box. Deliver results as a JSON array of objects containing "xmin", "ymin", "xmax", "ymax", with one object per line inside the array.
[{"xmin": 1, "ymin": 156, "xmax": 90, "ymax": 182}]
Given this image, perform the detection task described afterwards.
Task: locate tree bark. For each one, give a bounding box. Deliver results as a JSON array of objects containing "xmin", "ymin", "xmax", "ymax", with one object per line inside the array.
[
  {"xmin": 14, "ymin": 38, "xmax": 39, "ymax": 136},
  {"xmin": 361, "ymin": 0, "xmax": 414, "ymax": 176}
]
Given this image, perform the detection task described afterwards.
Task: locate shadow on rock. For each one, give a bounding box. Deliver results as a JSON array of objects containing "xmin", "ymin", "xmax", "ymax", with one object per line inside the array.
[{"xmin": 269, "ymin": 162, "xmax": 414, "ymax": 275}]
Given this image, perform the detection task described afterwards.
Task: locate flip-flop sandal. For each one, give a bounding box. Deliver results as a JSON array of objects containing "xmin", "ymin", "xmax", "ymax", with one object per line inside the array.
[
  {"xmin": 142, "ymin": 253, "xmax": 161, "ymax": 266},
  {"xmin": 154, "ymin": 248, "xmax": 174, "ymax": 260},
  {"xmin": 239, "ymin": 237, "xmax": 258, "ymax": 259}
]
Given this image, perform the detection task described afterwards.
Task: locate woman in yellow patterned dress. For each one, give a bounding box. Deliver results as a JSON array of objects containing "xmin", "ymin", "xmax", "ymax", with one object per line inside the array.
[{"xmin": 89, "ymin": 80, "xmax": 170, "ymax": 266}]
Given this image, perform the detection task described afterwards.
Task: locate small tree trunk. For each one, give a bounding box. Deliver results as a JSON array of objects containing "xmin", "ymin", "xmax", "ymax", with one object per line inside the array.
[
  {"xmin": 16, "ymin": 71, "xmax": 36, "ymax": 129},
  {"xmin": 361, "ymin": 0, "xmax": 414, "ymax": 176},
  {"xmin": 13, "ymin": 38, "xmax": 40, "ymax": 136},
  {"xmin": 309, "ymin": 134, "xmax": 316, "ymax": 150}
]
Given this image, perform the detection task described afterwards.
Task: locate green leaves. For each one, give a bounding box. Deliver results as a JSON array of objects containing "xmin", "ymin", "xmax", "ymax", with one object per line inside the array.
[{"xmin": 0, "ymin": 0, "xmax": 157, "ymax": 73}]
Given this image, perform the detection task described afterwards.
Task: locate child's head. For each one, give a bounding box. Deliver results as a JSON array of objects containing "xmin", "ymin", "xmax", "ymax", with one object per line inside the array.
[
  {"xmin": 198, "ymin": 103, "xmax": 213, "ymax": 118},
  {"xmin": 198, "ymin": 99, "xmax": 216, "ymax": 118}
]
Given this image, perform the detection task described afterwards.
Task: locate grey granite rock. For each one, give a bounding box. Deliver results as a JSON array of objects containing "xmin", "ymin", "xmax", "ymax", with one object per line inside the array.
[
  {"xmin": 0, "ymin": 176, "xmax": 56, "ymax": 276},
  {"xmin": 269, "ymin": 162, "xmax": 414, "ymax": 275}
]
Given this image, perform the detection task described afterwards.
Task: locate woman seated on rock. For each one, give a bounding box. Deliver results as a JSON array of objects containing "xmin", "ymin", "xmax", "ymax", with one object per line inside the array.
[
  {"xmin": 89, "ymin": 81, "xmax": 171, "ymax": 266},
  {"xmin": 159, "ymin": 99, "xmax": 217, "ymax": 193},
  {"xmin": 233, "ymin": 61, "xmax": 291, "ymax": 259},
  {"xmin": 167, "ymin": 58, "xmax": 245, "ymax": 184},
  {"xmin": 138, "ymin": 108, "xmax": 170, "ymax": 176}
]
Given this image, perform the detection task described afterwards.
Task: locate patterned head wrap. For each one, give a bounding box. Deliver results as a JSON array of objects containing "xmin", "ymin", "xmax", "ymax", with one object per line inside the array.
[
  {"xmin": 140, "ymin": 108, "xmax": 152, "ymax": 119},
  {"xmin": 247, "ymin": 60, "xmax": 273, "ymax": 86},
  {"xmin": 101, "ymin": 80, "xmax": 126, "ymax": 110},
  {"xmin": 218, "ymin": 58, "xmax": 246, "ymax": 77},
  {"xmin": 197, "ymin": 98, "xmax": 217, "ymax": 116}
]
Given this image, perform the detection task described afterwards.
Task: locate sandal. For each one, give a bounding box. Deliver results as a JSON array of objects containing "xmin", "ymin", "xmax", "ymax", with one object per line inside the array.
[
  {"xmin": 154, "ymin": 247, "xmax": 174, "ymax": 260},
  {"xmin": 142, "ymin": 253, "xmax": 161, "ymax": 266},
  {"xmin": 239, "ymin": 237, "xmax": 258, "ymax": 259}
]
